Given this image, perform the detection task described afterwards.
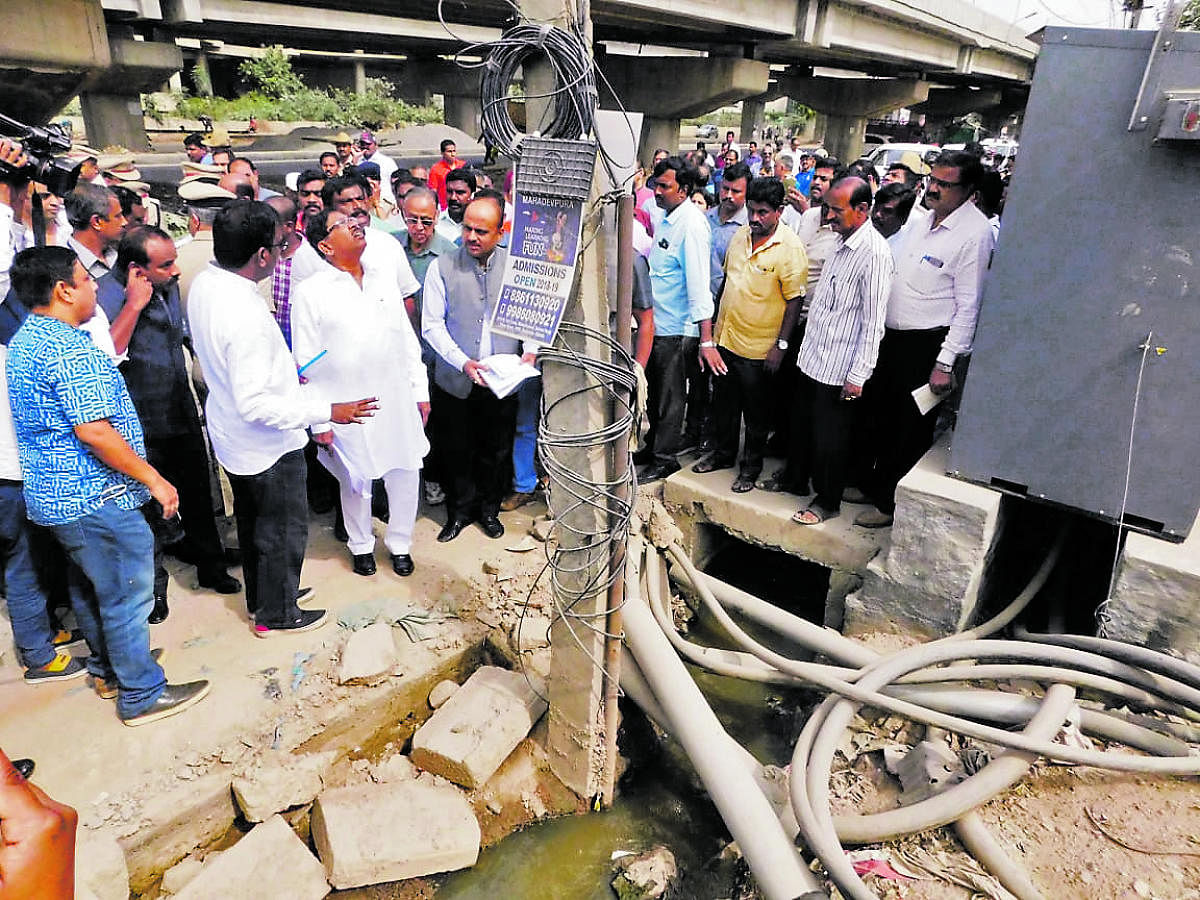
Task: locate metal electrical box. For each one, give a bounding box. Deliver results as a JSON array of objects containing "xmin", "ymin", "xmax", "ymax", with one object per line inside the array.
[{"xmin": 951, "ymin": 26, "xmax": 1200, "ymax": 541}]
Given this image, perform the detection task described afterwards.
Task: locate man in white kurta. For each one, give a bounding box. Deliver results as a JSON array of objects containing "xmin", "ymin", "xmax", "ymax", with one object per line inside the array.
[{"xmin": 291, "ymin": 209, "xmax": 429, "ymax": 577}]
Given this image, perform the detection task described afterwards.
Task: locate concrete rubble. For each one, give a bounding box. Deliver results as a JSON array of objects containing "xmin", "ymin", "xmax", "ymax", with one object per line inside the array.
[
  {"xmin": 74, "ymin": 827, "xmax": 129, "ymax": 900},
  {"xmin": 410, "ymin": 665, "xmax": 549, "ymax": 789},
  {"xmin": 173, "ymin": 815, "xmax": 329, "ymax": 900},
  {"xmin": 231, "ymin": 749, "xmax": 336, "ymax": 822},
  {"xmin": 612, "ymin": 845, "xmax": 678, "ymax": 900},
  {"xmin": 336, "ymin": 621, "xmax": 398, "ymax": 684},
  {"xmin": 159, "ymin": 855, "xmax": 205, "ymax": 895},
  {"xmin": 368, "ymin": 752, "xmax": 420, "ymax": 783},
  {"xmin": 514, "ymin": 613, "xmax": 553, "ymax": 652},
  {"xmin": 311, "ymin": 780, "xmax": 481, "ymax": 888},
  {"xmin": 429, "ymin": 678, "xmax": 460, "ymax": 708}
]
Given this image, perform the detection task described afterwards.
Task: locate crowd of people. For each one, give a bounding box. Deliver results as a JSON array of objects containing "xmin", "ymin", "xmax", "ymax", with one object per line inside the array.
[
  {"xmin": 0, "ymin": 129, "xmax": 529, "ymax": 729},
  {"xmin": 0, "ymin": 119, "xmax": 1007, "ymax": 732},
  {"xmin": 630, "ymin": 132, "xmax": 1001, "ymax": 535}
]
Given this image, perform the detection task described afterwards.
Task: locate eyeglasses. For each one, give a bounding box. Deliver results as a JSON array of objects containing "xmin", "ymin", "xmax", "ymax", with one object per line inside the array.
[
  {"xmin": 403, "ymin": 215, "xmax": 435, "ymax": 228},
  {"xmin": 328, "ymin": 218, "xmax": 364, "ymax": 236},
  {"xmin": 928, "ymin": 176, "xmax": 963, "ymax": 189}
]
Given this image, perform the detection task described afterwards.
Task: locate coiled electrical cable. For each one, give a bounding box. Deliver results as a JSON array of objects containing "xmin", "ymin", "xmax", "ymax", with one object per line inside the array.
[{"xmin": 479, "ymin": 23, "xmax": 598, "ymax": 154}]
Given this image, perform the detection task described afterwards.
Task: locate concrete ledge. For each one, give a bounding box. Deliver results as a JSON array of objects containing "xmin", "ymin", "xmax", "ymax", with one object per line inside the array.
[
  {"xmin": 663, "ymin": 462, "xmax": 886, "ymax": 574},
  {"xmin": 845, "ymin": 436, "xmax": 1004, "ymax": 638},
  {"xmin": 1104, "ymin": 512, "xmax": 1200, "ymax": 665}
]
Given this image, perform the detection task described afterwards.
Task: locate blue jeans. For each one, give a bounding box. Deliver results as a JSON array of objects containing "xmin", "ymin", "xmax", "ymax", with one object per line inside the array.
[
  {"xmin": 512, "ymin": 378, "xmax": 541, "ymax": 494},
  {"xmin": 52, "ymin": 500, "xmax": 165, "ymax": 718},
  {"xmin": 0, "ymin": 482, "xmax": 54, "ymax": 669}
]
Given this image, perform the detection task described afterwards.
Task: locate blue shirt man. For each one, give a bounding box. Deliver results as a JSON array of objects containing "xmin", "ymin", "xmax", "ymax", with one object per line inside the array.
[{"xmin": 5, "ymin": 246, "xmax": 209, "ymax": 724}]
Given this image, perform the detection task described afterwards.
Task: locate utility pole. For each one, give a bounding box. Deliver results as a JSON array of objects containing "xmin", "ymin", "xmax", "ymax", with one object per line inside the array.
[{"xmin": 519, "ymin": 0, "xmax": 616, "ymax": 801}]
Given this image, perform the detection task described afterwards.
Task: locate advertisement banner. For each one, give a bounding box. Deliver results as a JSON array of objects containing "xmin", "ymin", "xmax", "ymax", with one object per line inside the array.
[{"xmin": 491, "ymin": 193, "xmax": 585, "ymax": 344}]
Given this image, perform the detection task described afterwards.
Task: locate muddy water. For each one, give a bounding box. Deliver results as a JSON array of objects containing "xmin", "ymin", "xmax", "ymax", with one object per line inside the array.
[{"xmin": 338, "ymin": 541, "xmax": 823, "ymax": 898}]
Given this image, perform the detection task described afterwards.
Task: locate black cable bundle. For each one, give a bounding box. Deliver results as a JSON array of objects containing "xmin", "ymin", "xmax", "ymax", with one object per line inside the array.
[{"xmin": 479, "ymin": 23, "xmax": 597, "ymax": 155}]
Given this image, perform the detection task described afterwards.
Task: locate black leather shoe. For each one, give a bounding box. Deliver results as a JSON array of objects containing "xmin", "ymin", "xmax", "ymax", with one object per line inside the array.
[
  {"xmin": 148, "ymin": 596, "xmax": 169, "ymax": 625},
  {"xmin": 351, "ymin": 553, "xmax": 376, "ymax": 576},
  {"xmin": 437, "ymin": 517, "xmax": 472, "ymax": 543},
  {"xmin": 120, "ymin": 681, "xmax": 211, "ymax": 727},
  {"xmin": 390, "ymin": 553, "xmax": 414, "ymax": 576},
  {"xmin": 639, "ymin": 461, "xmax": 681, "ymax": 483},
  {"xmin": 197, "ymin": 569, "xmax": 241, "ymax": 594},
  {"xmin": 479, "ymin": 515, "xmax": 504, "ymax": 539},
  {"xmin": 13, "ymin": 758, "xmax": 34, "ymax": 779}
]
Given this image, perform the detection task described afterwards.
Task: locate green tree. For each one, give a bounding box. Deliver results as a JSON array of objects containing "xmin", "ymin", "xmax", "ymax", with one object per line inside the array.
[{"xmin": 238, "ymin": 46, "xmax": 304, "ymax": 98}]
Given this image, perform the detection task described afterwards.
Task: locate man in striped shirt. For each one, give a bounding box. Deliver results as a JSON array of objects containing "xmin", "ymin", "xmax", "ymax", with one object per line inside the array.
[{"xmin": 785, "ymin": 175, "xmax": 893, "ymax": 525}]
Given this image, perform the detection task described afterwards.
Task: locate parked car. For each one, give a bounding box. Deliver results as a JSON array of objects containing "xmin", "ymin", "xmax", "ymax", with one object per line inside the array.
[
  {"xmin": 695, "ymin": 123, "xmax": 718, "ymax": 139},
  {"xmin": 866, "ymin": 142, "xmax": 940, "ymax": 178},
  {"xmin": 864, "ymin": 132, "xmax": 892, "ymax": 149}
]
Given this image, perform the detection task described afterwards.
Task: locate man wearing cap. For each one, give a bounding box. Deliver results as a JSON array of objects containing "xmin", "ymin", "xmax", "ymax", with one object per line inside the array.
[
  {"xmin": 357, "ymin": 131, "xmax": 397, "ymax": 207},
  {"xmin": 331, "ymin": 133, "xmax": 357, "ymax": 172},
  {"xmin": 176, "ymin": 173, "xmax": 236, "ymax": 315},
  {"xmin": 428, "ymin": 139, "xmax": 465, "ymax": 211}
]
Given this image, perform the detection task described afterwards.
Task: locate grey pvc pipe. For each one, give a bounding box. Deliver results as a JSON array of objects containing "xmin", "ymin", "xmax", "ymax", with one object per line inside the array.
[
  {"xmin": 830, "ymin": 683, "xmax": 1077, "ymax": 843},
  {"xmin": 954, "ymin": 813, "xmax": 1037, "ymax": 900},
  {"xmin": 1013, "ymin": 626, "xmax": 1200, "ymax": 693},
  {"xmin": 668, "ymin": 543, "xmax": 1200, "ymax": 774},
  {"xmin": 623, "ymin": 538, "xmax": 825, "ymax": 900}
]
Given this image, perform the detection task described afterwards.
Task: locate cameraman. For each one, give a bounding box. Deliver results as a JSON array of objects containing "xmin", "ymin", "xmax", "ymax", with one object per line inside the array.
[{"xmin": 0, "ymin": 138, "xmax": 30, "ymax": 299}]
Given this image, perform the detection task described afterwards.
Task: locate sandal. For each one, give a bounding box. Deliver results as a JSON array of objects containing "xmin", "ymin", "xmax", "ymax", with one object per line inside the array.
[
  {"xmin": 792, "ymin": 505, "xmax": 838, "ymax": 526},
  {"xmin": 756, "ymin": 471, "xmax": 806, "ymax": 494},
  {"xmin": 692, "ymin": 456, "xmax": 735, "ymax": 474},
  {"xmin": 731, "ymin": 476, "xmax": 755, "ymax": 493}
]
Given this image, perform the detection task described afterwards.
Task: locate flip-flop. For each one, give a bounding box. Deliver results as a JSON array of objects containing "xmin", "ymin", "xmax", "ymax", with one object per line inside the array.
[
  {"xmin": 731, "ymin": 476, "xmax": 755, "ymax": 493},
  {"xmin": 792, "ymin": 505, "xmax": 836, "ymax": 526},
  {"xmin": 692, "ymin": 457, "xmax": 735, "ymax": 474}
]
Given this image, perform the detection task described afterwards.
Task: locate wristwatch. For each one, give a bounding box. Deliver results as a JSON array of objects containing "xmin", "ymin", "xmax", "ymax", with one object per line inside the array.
[
  {"xmin": 934, "ymin": 361, "xmax": 954, "ymax": 374},
  {"xmin": 700, "ymin": 340, "xmax": 716, "ymax": 349},
  {"xmin": 776, "ymin": 339, "xmax": 789, "ymax": 351}
]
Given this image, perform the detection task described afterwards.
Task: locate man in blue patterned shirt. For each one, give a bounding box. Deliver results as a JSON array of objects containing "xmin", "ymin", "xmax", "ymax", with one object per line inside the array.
[{"xmin": 6, "ymin": 246, "xmax": 210, "ymax": 726}]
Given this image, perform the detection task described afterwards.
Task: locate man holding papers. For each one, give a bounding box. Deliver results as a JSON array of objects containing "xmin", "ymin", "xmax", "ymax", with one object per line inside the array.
[
  {"xmin": 421, "ymin": 190, "xmax": 537, "ymax": 543},
  {"xmin": 292, "ymin": 208, "xmax": 430, "ymax": 577}
]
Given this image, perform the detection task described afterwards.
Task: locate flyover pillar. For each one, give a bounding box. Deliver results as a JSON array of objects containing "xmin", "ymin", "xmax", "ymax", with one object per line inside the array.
[
  {"xmin": 739, "ymin": 97, "xmax": 765, "ymax": 144},
  {"xmin": 352, "ymin": 49, "xmax": 366, "ymax": 96},
  {"xmin": 778, "ymin": 76, "xmax": 929, "ymax": 162},
  {"xmin": 80, "ymin": 37, "xmax": 182, "ymax": 150},
  {"xmin": 443, "ymin": 93, "xmax": 482, "ymax": 138},
  {"xmin": 598, "ymin": 56, "xmax": 770, "ymax": 163}
]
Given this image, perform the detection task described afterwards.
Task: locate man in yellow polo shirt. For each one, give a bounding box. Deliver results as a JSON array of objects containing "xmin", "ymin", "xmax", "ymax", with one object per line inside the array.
[{"xmin": 692, "ymin": 177, "xmax": 807, "ymax": 492}]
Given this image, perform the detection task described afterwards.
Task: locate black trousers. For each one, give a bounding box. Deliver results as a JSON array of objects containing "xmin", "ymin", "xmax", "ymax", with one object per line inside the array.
[
  {"xmin": 433, "ymin": 383, "xmax": 518, "ymax": 521},
  {"xmin": 681, "ymin": 335, "xmax": 710, "ymax": 446},
  {"xmin": 855, "ymin": 326, "xmax": 949, "ymax": 514},
  {"xmin": 710, "ymin": 347, "xmax": 772, "ymax": 479},
  {"xmin": 788, "ymin": 373, "xmax": 858, "ymax": 514},
  {"xmin": 227, "ymin": 449, "xmax": 308, "ymax": 627},
  {"xmin": 146, "ymin": 432, "xmax": 226, "ymax": 593},
  {"xmin": 767, "ymin": 318, "xmax": 806, "ymax": 452},
  {"xmin": 644, "ymin": 335, "xmax": 688, "ymax": 466}
]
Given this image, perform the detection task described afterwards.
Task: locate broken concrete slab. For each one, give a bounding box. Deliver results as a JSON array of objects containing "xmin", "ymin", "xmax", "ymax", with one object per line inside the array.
[
  {"xmin": 369, "ymin": 753, "xmax": 419, "ymax": 783},
  {"xmin": 173, "ymin": 815, "xmax": 329, "ymax": 900},
  {"xmin": 514, "ymin": 614, "xmax": 552, "ymax": 652},
  {"xmin": 410, "ymin": 665, "xmax": 548, "ymax": 789},
  {"xmin": 232, "ymin": 750, "xmax": 335, "ymax": 823},
  {"xmin": 1103, "ymin": 513, "xmax": 1200, "ymax": 665},
  {"xmin": 74, "ymin": 828, "xmax": 128, "ymax": 900},
  {"xmin": 337, "ymin": 621, "xmax": 397, "ymax": 684},
  {"xmin": 530, "ymin": 517, "xmax": 554, "ymax": 542},
  {"xmin": 159, "ymin": 856, "xmax": 204, "ymax": 895},
  {"xmin": 429, "ymin": 679, "xmax": 460, "ymax": 708},
  {"xmin": 311, "ymin": 780, "xmax": 480, "ymax": 888}
]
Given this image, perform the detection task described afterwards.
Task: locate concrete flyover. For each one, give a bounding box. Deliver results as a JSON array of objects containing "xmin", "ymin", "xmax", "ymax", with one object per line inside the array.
[{"xmin": 2, "ymin": 0, "xmax": 1036, "ymax": 157}]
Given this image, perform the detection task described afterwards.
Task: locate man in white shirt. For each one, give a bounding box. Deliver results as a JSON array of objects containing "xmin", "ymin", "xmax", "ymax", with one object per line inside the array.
[
  {"xmin": 357, "ymin": 131, "xmax": 398, "ymax": 207},
  {"xmin": 292, "ymin": 208, "xmax": 429, "ymax": 578},
  {"xmin": 852, "ymin": 151, "xmax": 995, "ymax": 528},
  {"xmin": 870, "ymin": 183, "xmax": 919, "ymax": 256},
  {"xmin": 422, "ymin": 191, "xmax": 536, "ymax": 543},
  {"xmin": 187, "ymin": 200, "xmax": 378, "ymax": 637},
  {"xmin": 435, "ymin": 169, "xmax": 476, "ymax": 246},
  {"xmin": 788, "ymin": 176, "xmax": 893, "ymax": 525},
  {"xmin": 318, "ymin": 174, "xmax": 421, "ymax": 301}
]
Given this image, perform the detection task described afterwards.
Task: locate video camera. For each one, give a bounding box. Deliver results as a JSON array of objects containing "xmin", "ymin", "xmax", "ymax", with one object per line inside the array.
[{"xmin": 0, "ymin": 113, "xmax": 81, "ymax": 196}]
